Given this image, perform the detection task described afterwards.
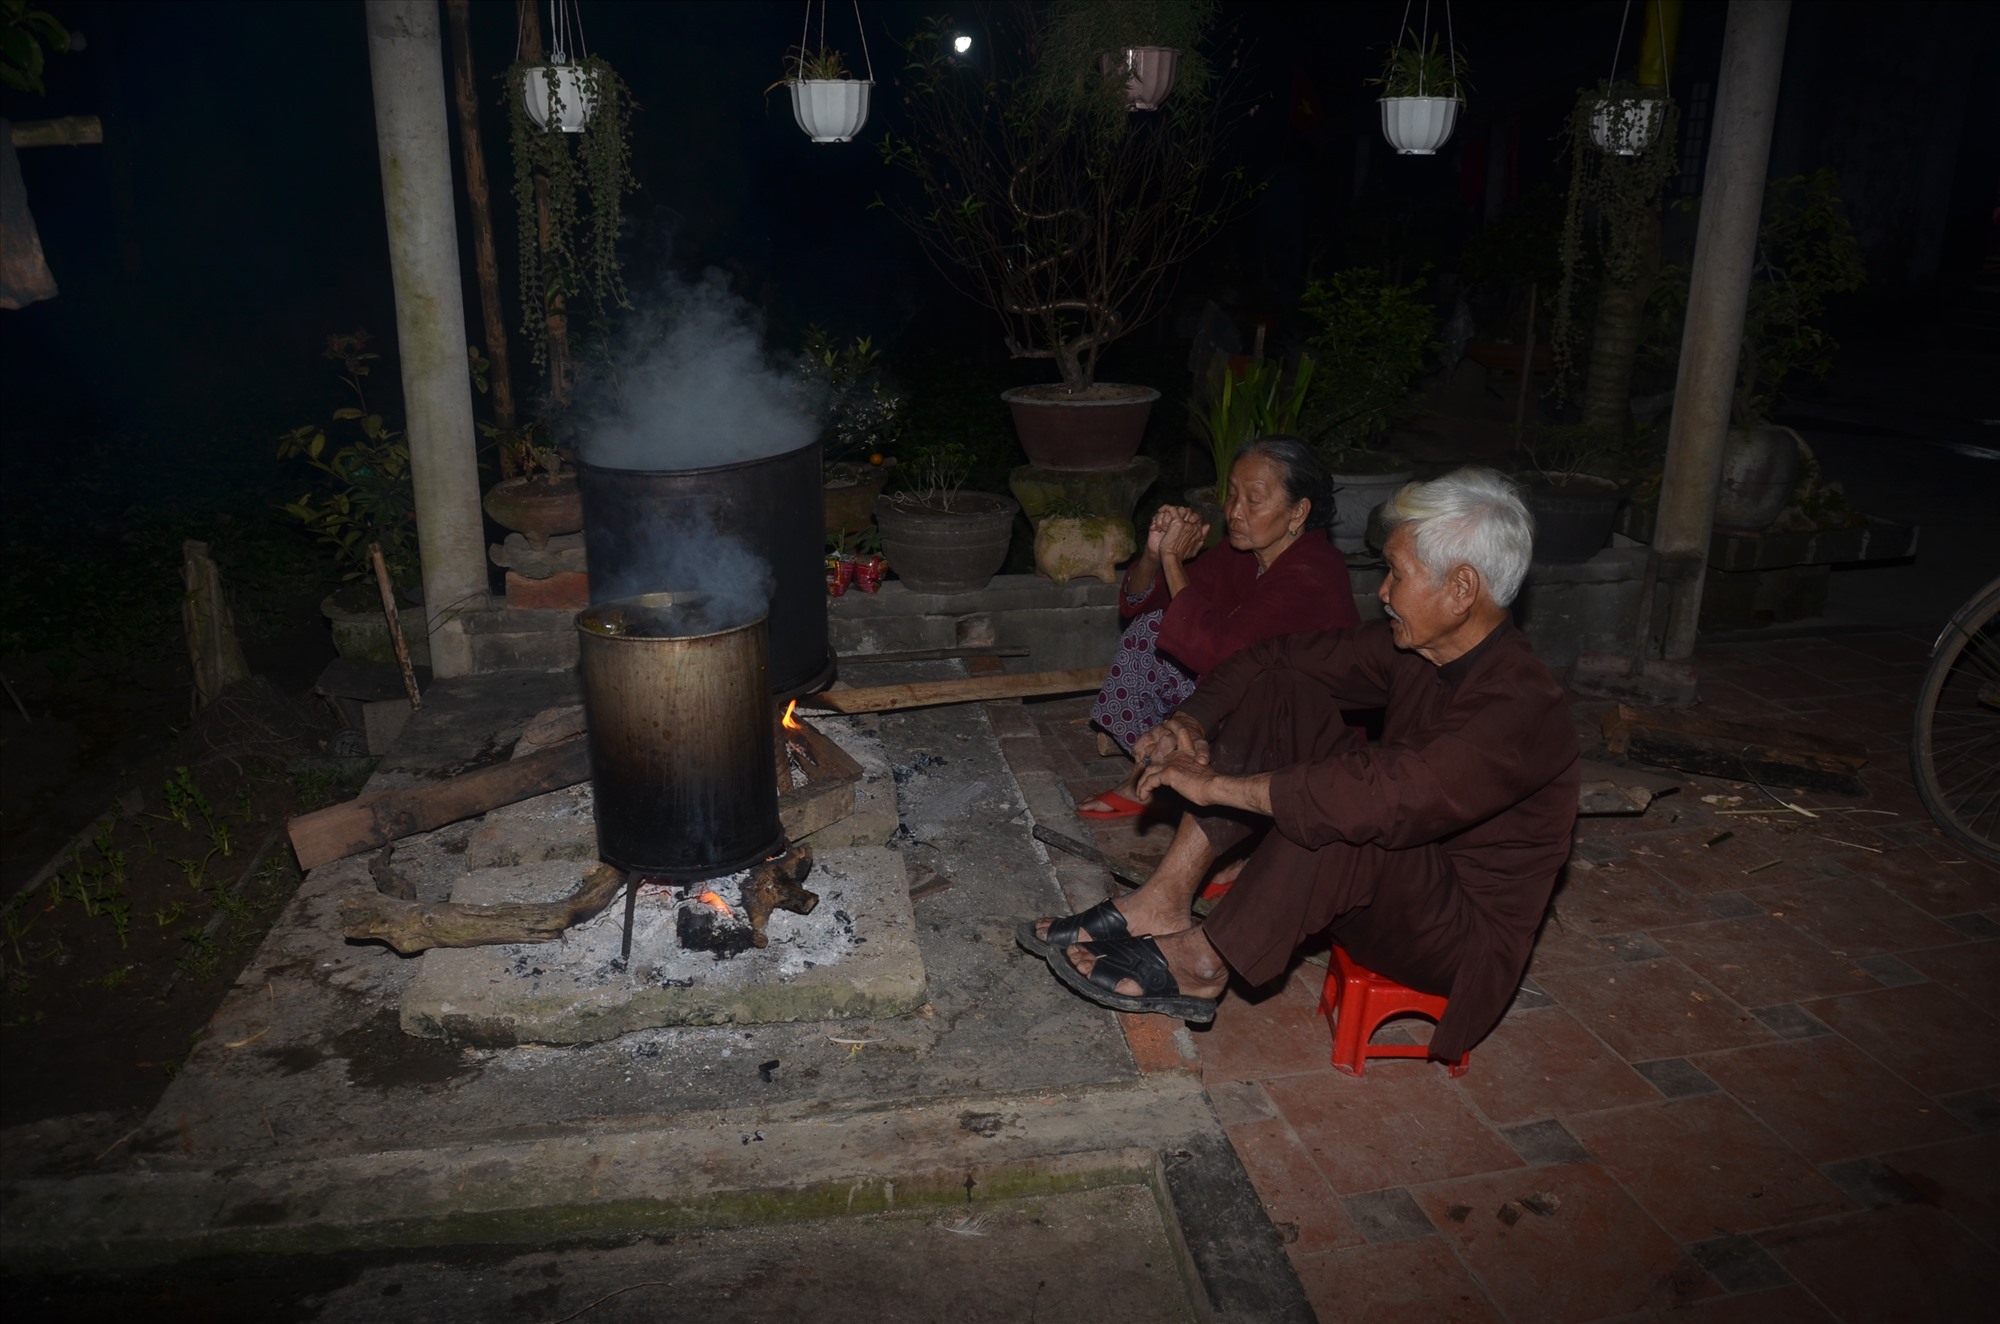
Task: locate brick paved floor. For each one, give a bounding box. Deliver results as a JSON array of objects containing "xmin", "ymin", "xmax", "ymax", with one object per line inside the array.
[{"xmin": 1015, "ymin": 626, "xmax": 1999, "ymax": 1323}]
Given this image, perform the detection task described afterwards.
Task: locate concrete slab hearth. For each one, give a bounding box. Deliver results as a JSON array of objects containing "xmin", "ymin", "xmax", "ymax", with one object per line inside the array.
[{"xmin": 400, "ymin": 846, "xmax": 926, "ymax": 1045}]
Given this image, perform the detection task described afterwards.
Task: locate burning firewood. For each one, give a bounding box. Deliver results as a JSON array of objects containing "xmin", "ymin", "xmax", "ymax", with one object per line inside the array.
[{"xmin": 742, "ymin": 844, "xmax": 817, "ymax": 948}]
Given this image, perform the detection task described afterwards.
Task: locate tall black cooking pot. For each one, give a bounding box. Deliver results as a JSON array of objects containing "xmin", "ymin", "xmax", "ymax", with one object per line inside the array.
[
  {"xmin": 576, "ymin": 593, "xmax": 783, "ymax": 879},
  {"xmin": 577, "ymin": 439, "xmax": 831, "ymax": 697}
]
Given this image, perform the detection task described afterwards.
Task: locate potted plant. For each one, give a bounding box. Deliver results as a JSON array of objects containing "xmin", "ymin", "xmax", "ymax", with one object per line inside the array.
[
  {"xmin": 1639, "ymin": 171, "xmax": 1865, "ymax": 530},
  {"xmin": 1510, "ymin": 425, "xmax": 1631, "ymax": 563},
  {"xmin": 797, "ymin": 327, "xmax": 903, "ymax": 534},
  {"xmin": 1028, "ymin": 0, "xmax": 1216, "ymax": 114},
  {"xmin": 1182, "ymin": 345, "xmax": 1315, "ymax": 530},
  {"xmin": 772, "ymin": 4, "xmax": 877, "ymax": 146},
  {"xmin": 277, "ymin": 332, "xmax": 429, "ymax": 666},
  {"xmin": 879, "ymin": 2, "xmax": 1250, "ymax": 471},
  {"xmin": 873, "ymin": 440, "xmax": 1019, "ymax": 593},
  {"xmin": 1371, "ymin": 27, "xmax": 1470, "ymax": 156},
  {"xmin": 1299, "ymin": 269, "xmax": 1436, "ymax": 552},
  {"xmin": 505, "ymin": 10, "xmax": 637, "ymax": 404}
]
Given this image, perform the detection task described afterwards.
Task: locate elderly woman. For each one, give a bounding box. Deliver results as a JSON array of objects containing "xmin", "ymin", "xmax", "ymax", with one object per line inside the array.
[
  {"xmin": 1028, "ymin": 468, "xmax": 1581, "ymax": 1061},
  {"xmin": 1080, "ymin": 437, "xmax": 1358, "ymax": 818}
]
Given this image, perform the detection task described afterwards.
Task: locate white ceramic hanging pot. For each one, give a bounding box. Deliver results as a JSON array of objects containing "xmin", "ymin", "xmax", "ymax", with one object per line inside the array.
[
  {"xmin": 789, "ymin": 79, "xmax": 872, "ymax": 143},
  {"xmin": 1100, "ymin": 46, "xmax": 1179, "ymax": 111},
  {"xmin": 1589, "ymin": 96, "xmax": 1666, "ymax": 156},
  {"xmin": 1379, "ymin": 96, "xmax": 1459, "ymax": 155},
  {"xmin": 523, "ymin": 62, "xmax": 595, "ymax": 133}
]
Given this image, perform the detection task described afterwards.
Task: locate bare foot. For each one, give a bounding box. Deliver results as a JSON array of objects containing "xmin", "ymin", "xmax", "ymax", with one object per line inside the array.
[{"xmin": 1062, "ymin": 926, "xmax": 1228, "ymax": 1000}]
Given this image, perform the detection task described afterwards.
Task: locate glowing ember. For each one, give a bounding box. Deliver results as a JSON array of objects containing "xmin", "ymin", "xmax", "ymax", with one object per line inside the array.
[
  {"xmin": 695, "ymin": 890, "xmax": 733, "ymax": 916},
  {"xmin": 781, "ymin": 699, "xmax": 803, "ymax": 731}
]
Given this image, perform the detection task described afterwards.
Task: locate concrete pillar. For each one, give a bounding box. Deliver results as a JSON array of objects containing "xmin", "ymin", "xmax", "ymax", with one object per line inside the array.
[
  {"xmin": 1656, "ymin": 0, "xmax": 1790, "ymax": 659},
  {"xmin": 365, "ymin": 0, "xmax": 486, "ymax": 677}
]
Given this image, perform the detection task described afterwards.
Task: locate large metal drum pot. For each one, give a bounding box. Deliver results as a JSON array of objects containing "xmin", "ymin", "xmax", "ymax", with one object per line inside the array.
[
  {"xmin": 577, "ymin": 593, "xmax": 782, "ymax": 878},
  {"xmin": 577, "ymin": 440, "xmax": 831, "ymax": 698}
]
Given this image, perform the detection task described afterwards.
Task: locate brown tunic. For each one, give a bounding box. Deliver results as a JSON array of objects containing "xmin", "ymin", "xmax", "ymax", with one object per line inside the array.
[{"xmin": 1177, "ymin": 618, "xmax": 1579, "ymax": 1059}]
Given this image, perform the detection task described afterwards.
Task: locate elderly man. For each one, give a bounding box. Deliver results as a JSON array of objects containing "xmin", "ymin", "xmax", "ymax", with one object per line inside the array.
[{"xmin": 1022, "ymin": 468, "xmax": 1580, "ymax": 1062}]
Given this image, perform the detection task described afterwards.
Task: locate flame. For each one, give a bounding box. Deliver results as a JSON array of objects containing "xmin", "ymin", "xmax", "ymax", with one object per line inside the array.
[
  {"xmin": 695, "ymin": 890, "xmax": 733, "ymax": 916},
  {"xmin": 781, "ymin": 699, "xmax": 803, "ymax": 731}
]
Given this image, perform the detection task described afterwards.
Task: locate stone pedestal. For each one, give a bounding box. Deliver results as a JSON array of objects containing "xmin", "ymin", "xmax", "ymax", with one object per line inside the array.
[
  {"xmin": 1008, "ymin": 458, "xmax": 1159, "ymax": 526},
  {"xmin": 491, "ymin": 532, "xmax": 588, "ymax": 610}
]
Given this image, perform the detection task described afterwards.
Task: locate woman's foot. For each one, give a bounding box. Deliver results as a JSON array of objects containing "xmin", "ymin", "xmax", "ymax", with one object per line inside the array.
[{"xmin": 1076, "ymin": 771, "xmax": 1149, "ymax": 818}]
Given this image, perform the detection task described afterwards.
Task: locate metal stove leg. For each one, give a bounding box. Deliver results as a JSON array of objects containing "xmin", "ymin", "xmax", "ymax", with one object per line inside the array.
[{"xmin": 621, "ymin": 873, "xmax": 641, "ymax": 961}]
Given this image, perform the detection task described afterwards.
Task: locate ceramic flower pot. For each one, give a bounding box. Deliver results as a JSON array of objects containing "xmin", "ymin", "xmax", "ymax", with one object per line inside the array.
[
  {"xmin": 823, "ymin": 463, "xmax": 890, "ymax": 535},
  {"xmin": 789, "ymin": 79, "xmax": 872, "ymax": 142},
  {"xmin": 1379, "ymin": 96, "xmax": 1459, "ymax": 155},
  {"xmin": 1001, "ymin": 384, "xmax": 1160, "ymax": 471},
  {"xmin": 484, "ymin": 474, "xmax": 584, "ymax": 550},
  {"xmin": 523, "ymin": 63, "xmax": 595, "ymax": 132},
  {"xmin": 1515, "ymin": 475, "xmax": 1625, "ymax": 564},
  {"xmin": 1100, "ymin": 46, "xmax": 1179, "ymax": 111},
  {"xmin": 1589, "ymin": 96, "xmax": 1666, "ymax": 156},
  {"xmin": 1714, "ymin": 425, "xmax": 1805, "ymax": 531},
  {"xmin": 873, "ymin": 492, "xmax": 1019, "ymax": 594},
  {"xmin": 1326, "ymin": 459, "xmax": 1416, "ymax": 554}
]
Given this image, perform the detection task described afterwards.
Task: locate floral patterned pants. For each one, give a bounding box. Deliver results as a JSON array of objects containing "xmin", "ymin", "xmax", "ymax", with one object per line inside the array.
[{"xmin": 1090, "ymin": 607, "xmax": 1199, "ymax": 753}]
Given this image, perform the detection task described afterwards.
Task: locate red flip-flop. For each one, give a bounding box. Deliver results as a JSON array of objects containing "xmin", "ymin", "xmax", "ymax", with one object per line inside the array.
[{"xmin": 1077, "ymin": 789, "xmax": 1146, "ymax": 820}]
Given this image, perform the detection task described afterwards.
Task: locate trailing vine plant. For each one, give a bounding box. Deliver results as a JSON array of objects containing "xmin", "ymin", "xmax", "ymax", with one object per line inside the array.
[
  {"xmin": 505, "ymin": 55, "xmax": 638, "ymax": 378},
  {"xmin": 1551, "ymin": 82, "xmax": 1677, "ymax": 421}
]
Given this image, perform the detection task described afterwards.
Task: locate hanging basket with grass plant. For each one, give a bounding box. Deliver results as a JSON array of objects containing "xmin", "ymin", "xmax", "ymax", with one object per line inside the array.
[
  {"xmin": 776, "ymin": 1, "xmax": 876, "ymax": 143},
  {"xmin": 1371, "ymin": 3, "xmax": 1468, "ymax": 156}
]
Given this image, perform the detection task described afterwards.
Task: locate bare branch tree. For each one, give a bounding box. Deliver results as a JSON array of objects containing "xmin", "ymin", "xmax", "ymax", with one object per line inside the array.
[{"xmin": 878, "ymin": 6, "xmax": 1255, "ymax": 391}]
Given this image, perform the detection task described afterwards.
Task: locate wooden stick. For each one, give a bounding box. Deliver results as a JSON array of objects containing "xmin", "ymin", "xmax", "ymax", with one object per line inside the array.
[
  {"xmin": 286, "ymin": 740, "xmax": 591, "ymax": 871},
  {"xmin": 9, "ymin": 116, "xmax": 102, "ymax": 148},
  {"xmin": 369, "ymin": 543, "xmax": 422, "ymax": 711},
  {"xmin": 1032, "ymin": 825, "xmax": 1149, "ymax": 888},
  {"xmin": 839, "ymin": 646, "xmax": 1030, "ymax": 665},
  {"xmin": 341, "ymin": 862, "xmax": 624, "ymax": 955},
  {"xmin": 444, "ymin": 0, "xmax": 516, "ymax": 436},
  {"xmin": 797, "ymin": 667, "xmax": 1106, "ymax": 715}
]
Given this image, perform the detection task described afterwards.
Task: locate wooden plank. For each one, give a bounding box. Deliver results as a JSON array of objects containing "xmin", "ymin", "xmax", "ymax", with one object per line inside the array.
[
  {"xmin": 341, "ymin": 862, "xmax": 624, "ymax": 955},
  {"xmin": 798, "ymin": 667, "xmax": 1106, "ymax": 715},
  {"xmin": 1601, "ymin": 703, "xmax": 1867, "ymax": 794},
  {"xmin": 287, "ymin": 740, "xmax": 591, "ymax": 871},
  {"xmin": 10, "ymin": 116, "xmax": 102, "ymax": 148}
]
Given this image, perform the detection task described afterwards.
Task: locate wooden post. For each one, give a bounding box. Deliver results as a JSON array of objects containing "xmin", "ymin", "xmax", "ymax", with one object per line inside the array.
[
  {"xmin": 516, "ymin": 0, "xmax": 571, "ymax": 407},
  {"xmin": 445, "ymin": 0, "xmax": 517, "ymax": 445}
]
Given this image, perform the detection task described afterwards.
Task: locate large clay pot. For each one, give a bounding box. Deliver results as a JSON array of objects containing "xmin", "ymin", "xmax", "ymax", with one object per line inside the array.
[
  {"xmin": 1001, "ymin": 384, "xmax": 1160, "ymax": 471},
  {"xmin": 1327, "ymin": 459, "xmax": 1416, "ymax": 554},
  {"xmin": 1714, "ymin": 425, "xmax": 1803, "ymax": 531},
  {"xmin": 484, "ymin": 474, "xmax": 584, "ymax": 550},
  {"xmin": 1516, "ymin": 475, "xmax": 1624, "ymax": 564},
  {"xmin": 874, "ymin": 492, "xmax": 1019, "ymax": 594}
]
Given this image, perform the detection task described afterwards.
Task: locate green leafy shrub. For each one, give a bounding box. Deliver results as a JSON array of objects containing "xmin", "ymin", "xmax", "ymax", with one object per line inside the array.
[{"xmin": 1299, "ymin": 270, "xmax": 1437, "ymax": 457}]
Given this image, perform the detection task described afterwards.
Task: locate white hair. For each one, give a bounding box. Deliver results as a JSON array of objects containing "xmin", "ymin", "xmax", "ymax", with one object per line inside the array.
[{"xmin": 1378, "ymin": 467, "xmax": 1535, "ymax": 607}]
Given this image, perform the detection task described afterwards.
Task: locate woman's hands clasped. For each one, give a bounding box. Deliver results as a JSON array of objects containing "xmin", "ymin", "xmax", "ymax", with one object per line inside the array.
[{"xmin": 1147, "ymin": 505, "xmax": 1209, "ymax": 564}]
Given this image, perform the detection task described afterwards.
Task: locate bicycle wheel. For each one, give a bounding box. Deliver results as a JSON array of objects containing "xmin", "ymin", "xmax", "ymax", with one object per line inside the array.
[{"xmin": 1910, "ymin": 576, "xmax": 2000, "ymax": 865}]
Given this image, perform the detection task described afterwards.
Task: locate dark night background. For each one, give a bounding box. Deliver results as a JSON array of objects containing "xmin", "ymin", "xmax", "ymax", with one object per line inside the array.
[{"xmin": 4, "ymin": 0, "xmax": 1993, "ymax": 495}]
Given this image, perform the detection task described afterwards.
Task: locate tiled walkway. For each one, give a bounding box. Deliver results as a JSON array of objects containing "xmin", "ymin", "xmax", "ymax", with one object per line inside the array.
[{"xmin": 1018, "ymin": 627, "xmax": 1999, "ymax": 1323}]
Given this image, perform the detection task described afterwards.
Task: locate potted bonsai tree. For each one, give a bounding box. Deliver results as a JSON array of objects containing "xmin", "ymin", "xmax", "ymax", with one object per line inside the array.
[
  {"xmin": 1299, "ymin": 269, "xmax": 1437, "ymax": 552},
  {"xmin": 1371, "ymin": 27, "xmax": 1470, "ymax": 156},
  {"xmin": 878, "ymin": 2, "xmax": 1250, "ymax": 472},
  {"xmin": 873, "ymin": 440, "xmax": 1019, "ymax": 594}
]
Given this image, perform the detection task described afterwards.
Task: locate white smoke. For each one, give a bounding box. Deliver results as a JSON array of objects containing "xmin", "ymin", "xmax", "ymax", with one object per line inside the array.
[
  {"xmin": 590, "ymin": 509, "xmax": 774, "ymax": 631},
  {"xmin": 578, "ymin": 270, "xmax": 822, "ymax": 472}
]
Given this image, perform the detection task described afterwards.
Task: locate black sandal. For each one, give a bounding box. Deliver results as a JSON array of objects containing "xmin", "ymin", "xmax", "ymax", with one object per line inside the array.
[
  {"xmin": 1014, "ymin": 897, "xmax": 1131, "ymax": 960},
  {"xmin": 1045, "ymin": 935, "xmax": 1219, "ymax": 1023}
]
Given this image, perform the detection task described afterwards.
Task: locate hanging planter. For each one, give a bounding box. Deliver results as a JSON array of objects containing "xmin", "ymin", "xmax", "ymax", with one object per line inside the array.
[
  {"xmin": 1369, "ymin": 5, "xmax": 1469, "ymax": 157},
  {"xmin": 1379, "ymin": 96, "xmax": 1459, "ymax": 156},
  {"xmin": 1589, "ymin": 92, "xmax": 1666, "ymax": 156},
  {"xmin": 1588, "ymin": 3, "xmax": 1674, "ymax": 156},
  {"xmin": 1100, "ymin": 46, "xmax": 1180, "ymax": 112},
  {"xmin": 776, "ymin": 1, "xmax": 876, "ymax": 143}
]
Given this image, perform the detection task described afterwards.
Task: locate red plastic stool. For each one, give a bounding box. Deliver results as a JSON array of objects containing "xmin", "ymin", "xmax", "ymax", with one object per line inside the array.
[{"xmin": 1316, "ymin": 945, "xmax": 1469, "ymax": 1078}]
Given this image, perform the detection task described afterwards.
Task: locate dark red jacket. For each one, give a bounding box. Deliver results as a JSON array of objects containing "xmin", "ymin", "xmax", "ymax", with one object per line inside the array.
[{"xmin": 1122, "ymin": 532, "xmax": 1359, "ymax": 677}]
